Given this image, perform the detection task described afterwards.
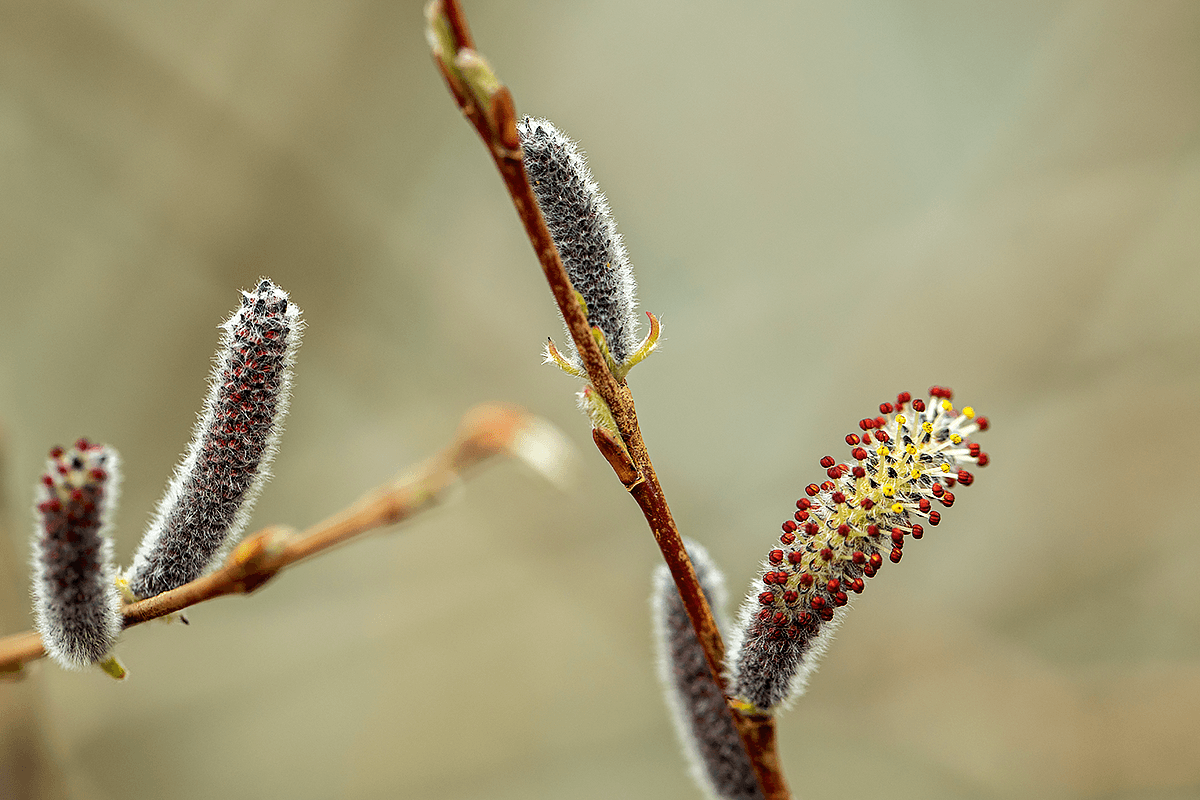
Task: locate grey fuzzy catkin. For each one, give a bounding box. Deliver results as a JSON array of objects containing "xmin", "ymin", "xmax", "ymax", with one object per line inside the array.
[
  {"xmin": 518, "ymin": 116, "xmax": 640, "ymax": 366},
  {"xmin": 652, "ymin": 541, "xmax": 763, "ymax": 800},
  {"xmin": 32, "ymin": 441, "xmax": 123, "ymax": 669},
  {"xmin": 125, "ymin": 279, "xmax": 302, "ymax": 599}
]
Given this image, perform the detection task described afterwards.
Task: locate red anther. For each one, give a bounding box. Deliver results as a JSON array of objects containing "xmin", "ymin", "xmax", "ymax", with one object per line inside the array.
[
  {"xmin": 37, "ymin": 499, "xmax": 61, "ymax": 513},
  {"xmin": 897, "ymin": 391, "xmax": 912, "ymax": 405},
  {"xmin": 758, "ymin": 609, "xmax": 772, "ymax": 621},
  {"xmin": 834, "ymin": 591, "xmax": 848, "ymax": 606},
  {"xmin": 890, "ymin": 548, "xmax": 903, "ymax": 563},
  {"xmin": 773, "ymin": 611, "xmax": 787, "ymax": 625},
  {"xmin": 866, "ymin": 524, "xmax": 879, "ymax": 536},
  {"xmin": 912, "ymin": 399, "xmax": 926, "ymax": 412},
  {"xmin": 41, "ymin": 475, "xmax": 53, "ymax": 486},
  {"xmin": 794, "ymin": 510, "xmax": 809, "ymax": 522},
  {"xmin": 861, "ymin": 431, "xmax": 873, "ymax": 444},
  {"xmin": 852, "ymin": 466, "xmax": 866, "ymax": 479},
  {"xmin": 869, "ymin": 553, "xmax": 883, "ymax": 568},
  {"xmin": 860, "ymin": 498, "xmax": 874, "ymax": 510},
  {"xmin": 798, "ymin": 573, "xmax": 814, "ymax": 587},
  {"xmin": 783, "ymin": 590, "xmax": 799, "ymax": 604},
  {"xmin": 820, "ymin": 455, "xmax": 836, "ymax": 468},
  {"xmin": 851, "ymin": 447, "xmax": 868, "ymax": 461},
  {"xmin": 931, "ymin": 483, "xmax": 944, "ymax": 497},
  {"xmin": 827, "ymin": 578, "xmax": 841, "ymax": 593},
  {"xmin": 918, "ymin": 498, "xmax": 931, "ymax": 513},
  {"xmin": 928, "ymin": 510, "xmax": 942, "ymax": 526},
  {"xmin": 788, "ymin": 551, "xmax": 803, "ymax": 564},
  {"xmin": 875, "ymin": 430, "xmax": 890, "ymax": 443},
  {"xmin": 910, "ymin": 523, "xmax": 924, "ymax": 539},
  {"xmin": 56, "ymin": 465, "xmax": 68, "ymax": 475},
  {"xmin": 846, "ymin": 433, "xmax": 860, "ymax": 446},
  {"xmin": 891, "ymin": 527, "xmax": 904, "ymax": 544},
  {"xmin": 874, "ymin": 416, "xmax": 887, "ymax": 429},
  {"xmin": 75, "ymin": 438, "xmax": 90, "ymax": 451},
  {"xmin": 49, "ymin": 446, "xmax": 65, "ymax": 459},
  {"xmin": 851, "ymin": 551, "xmax": 866, "ymax": 564},
  {"xmin": 946, "ymin": 477, "xmax": 957, "ymax": 487},
  {"xmin": 819, "ymin": 547, "xmax": 834, "ymax": 561},
  {"xmin": 810, "ymin": 596, "xmax": 826, "ymax": 610},
  {"xmin": 805, "ymin": 522, "xmax": 819, "ymax": 535},
  {"xmin": 978, "ymin": 453, "xmax": 990, "ymax": 467},
  {"xmin": 783, "ymin": 520, "xmax": 798, "ymax": 534},
  {"xmin": 797, "ymin": 498, "xmax": 812, "ymax": 511},
  {"xmin": 759, "ymin": 592, "xmax": 776, "ymax": 605},
  {"xmin": 769, "ymin": 550, "xmax": 784, "ymax": 565},
  {"xmin": 879, "ymin": 402, "xmax": 894, "ymax": 414},
  {"xmin": 837, "ymin": 524, "xmax": 850, "ymax": 536},
  {"xmin": 806, "ymin": 483, "xmax": 821, "ymax": 497},
  {"xmin": 817, "ymin": 607, "xmax": 834, "ymax": 622},
  {"xmin": 967, "ymin": 443, "xmax": 981, "ymax": 457},
  {"xmin": 795, "ymin": 612, "xmax": 813, "ymax": 626},
  {"xmin": 976, "ymin": 417, "xmax": 989, "ymax": 431},
  {"xmin": 940, "ymin": 491, "xmax": 955, "ymax": 507},
  {"xmin": 862, "ymin": 564, "xmax": 877, "ymax": 578},
  {"xmin": 831, "ymin": 491, "xmax": 846, "ymax": 504},
  {"xmin": 90, "ymin": 469, "xmax": 106, "ymax": 481},
  {"xmin": 827, "ymin": 466, "xmax": 843, "ymax": 479},
  {"xmin": 850, "ymin": 578, "xmax": 865, "ymax": 593},
  {"xmin": 781, "ymin": 531, "xmax": 796, "ymax": 545},
  {"xmin": 859, "ymin": 418, "xmax": 875, "ymax": 431},
  {"xmin": 786, "ymin": 626, "xmax": 801, "ymax": 639},
  {"xmin": 821, "ymin": 480, "xmax": 835, "ymax": 492}
]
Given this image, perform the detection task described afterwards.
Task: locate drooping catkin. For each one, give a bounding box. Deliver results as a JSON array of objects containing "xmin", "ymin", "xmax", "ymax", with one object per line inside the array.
[
  {"xmin": 32, "ymin": 440, "xmax": 122, "ymax": 669},
  {"xmin": 125, "ymin": 279, "xmax": 302, "ymax": 599},
  {"xmin": 653, "ymin": 541, "xmax": 763, "ymax": 800}
]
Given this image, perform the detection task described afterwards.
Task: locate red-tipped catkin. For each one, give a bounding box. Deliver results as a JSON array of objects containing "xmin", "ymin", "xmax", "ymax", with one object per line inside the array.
[
  {"xmin": 652, "ymin": 541, "xmax": 763, "ymax": 800},
  {"xmin": 125, "ymin": 279, "xmax": 302, "ymax": 599},
  {"xmin": 727, "ymin": 388, "xmax": 990, "ymax": 712},
  {"xmin": 32, "ymin": 441, "xmax": 122, "ymax": 669},
  {"xmin": 518, "ymin": 116, "xmax": 640, "ymax": 368}
]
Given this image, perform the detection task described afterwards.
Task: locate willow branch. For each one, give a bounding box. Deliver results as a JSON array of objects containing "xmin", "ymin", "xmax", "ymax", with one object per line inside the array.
[
  {"xmin": 0, "ymin": 403, "xmax": 563, "ymax": 676},
  {"xmin": 426, "ymin": 4, "xmax": 791, "ymax": 797}
]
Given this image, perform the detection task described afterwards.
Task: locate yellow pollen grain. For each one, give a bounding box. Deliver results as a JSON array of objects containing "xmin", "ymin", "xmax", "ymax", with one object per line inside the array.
[
  {"xmin": 906, "ymin": 444, "xmax": 917, "ymax": 455},
  {"xmin": 950, "ymin": 434, "xmax": 962, "ymax": 444},
  {"xmin": 941, "ymin": 463, "xmax": 951, "ymax": 473},
  {"xmin": 877, "ymin": 445, "xmax": 888, "ymax": 458},
  {"xmin": 963, "ymin": 406, "xmax": 975, "ymax": 418},
  {"xmin": 910, "ymin": 467, "xmax": 922, "ymax": 479},
  {"xmin": 891, "ymin": 503, "xmax": 903, "ymax": 514},
  {"xmin": 881, "ymin": 485, "xmax": 895, "ymax": 498},
  {"xmin": 922, "ymin": 422, "xmax": 933, "ymax": 434},
  {"xmin": 896, "ymin": 414, "xmax": 906, "ymax": 425},
  {"xmin": 941, "ymin": 400, "xmax": 952, "ymax": 412}
]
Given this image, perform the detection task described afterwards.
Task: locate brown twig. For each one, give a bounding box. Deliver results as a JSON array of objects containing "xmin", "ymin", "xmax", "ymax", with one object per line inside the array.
[
  {"xmin": 426, "ymin": 3, "xmax": 791, "ymax": 797},
  {"xmin": 0, "ymin": 403, "xmax": 561, "ymax": 676}
]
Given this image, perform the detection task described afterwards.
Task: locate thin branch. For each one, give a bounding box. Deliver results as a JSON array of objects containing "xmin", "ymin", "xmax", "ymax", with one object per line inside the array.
[
  {"xmin": 0, "ymin": 403, "xmax": 564, "ymax": 676},
  {"xmin": 426, "ymin": 4, "xmax": 792, "ymax": 797}
]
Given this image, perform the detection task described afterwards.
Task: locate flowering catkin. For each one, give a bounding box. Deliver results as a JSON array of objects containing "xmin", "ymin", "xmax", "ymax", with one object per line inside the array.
[
  {"xmin": 32, "ymin": 440, "xmax": 122, "ymax": 669},
  {"xmin": 518, "ymin": 116, "xmax": 640, "ymax": 368},
  {"xmin": 125, "ymin": 279, "xmax": 302, "ymax": 599},
  {"xmin": 653, "ymin": 542, "xmax": 763, "ymax": 800},
  {"xmin": 727, "ymin": 387, "xmax": 990, "ymax": 712}
]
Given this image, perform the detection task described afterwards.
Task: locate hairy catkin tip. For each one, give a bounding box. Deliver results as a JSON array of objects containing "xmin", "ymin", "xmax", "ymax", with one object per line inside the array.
[
  {"xmin": 653, "ymin": 541, "xmax": 763, "ymax": 800},
  {"xmin": 125, "ymin": 278, "xmax": 302, "ymax": 599},
  {"xmin": 728, "ymin": 387, "xmax": 991, "ymax": 712},
  {"xmin": 32, "ymin": 441, "xmax": 122, "ymax": 669},
  {"xmin": 517, "ymin": 116, "xmax": 640, "ymax": 367}
]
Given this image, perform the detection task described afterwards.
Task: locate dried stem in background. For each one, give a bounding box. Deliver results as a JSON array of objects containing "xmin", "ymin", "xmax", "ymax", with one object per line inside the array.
[
  {"xmin": 426, "ymin": 3, "xmax": 791, "ymax": 797},
  {"xmin": 0, "ymin": 403, "xmax": 561, "ymax": 676}
]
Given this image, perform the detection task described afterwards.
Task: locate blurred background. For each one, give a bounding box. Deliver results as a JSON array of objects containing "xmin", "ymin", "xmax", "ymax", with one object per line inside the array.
[{"xmin": 1, "ymin": 1, "xmax": 1198, "ymax": 798}]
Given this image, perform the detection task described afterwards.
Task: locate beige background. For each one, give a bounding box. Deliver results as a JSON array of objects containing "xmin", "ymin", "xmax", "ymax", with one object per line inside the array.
[{"xmin": 2, "ymin": 1, "xmax": 1198, "ymax": 798}]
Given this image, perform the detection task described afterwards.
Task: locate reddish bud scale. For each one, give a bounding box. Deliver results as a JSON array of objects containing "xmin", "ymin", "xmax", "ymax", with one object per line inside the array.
[
  {"xmin": 729, "ymin": 388, "xmax": 990, "ymax": 711},
  {"xmin": 32, "ymin": 442, "xmax": 122, "ymax": 669}
]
